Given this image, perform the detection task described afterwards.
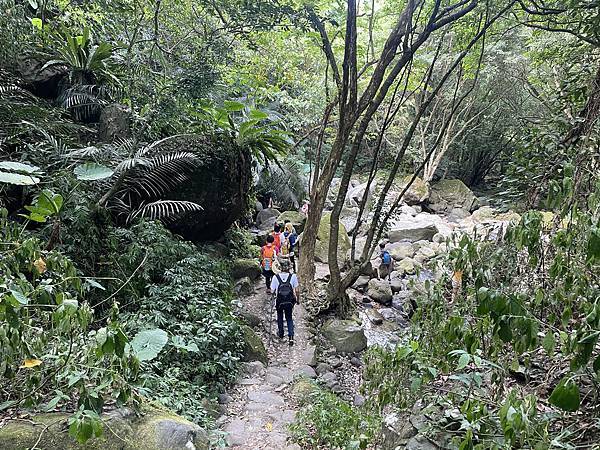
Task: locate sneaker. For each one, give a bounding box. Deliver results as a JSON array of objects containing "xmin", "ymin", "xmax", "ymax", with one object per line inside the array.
[{"xmin": 288, "ymin": 337, "xmax": 294, "ymax": 346}]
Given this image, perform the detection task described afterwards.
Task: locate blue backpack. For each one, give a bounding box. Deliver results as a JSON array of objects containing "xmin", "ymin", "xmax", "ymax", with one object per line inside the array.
[{"xmin": 382, "ymin": 250, "xmax": 392, "ymax": 265}]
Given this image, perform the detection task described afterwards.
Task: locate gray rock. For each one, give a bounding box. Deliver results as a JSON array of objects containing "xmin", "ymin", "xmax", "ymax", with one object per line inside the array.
[
  {"xmin": 388, "ymin": 221, "xmax": 437, "ymax": 243},
  {"xmin": 353, "ymin": 275, "xmax": 371, "ymax": 290},
  {"xmin": 277, "ymin": 210, "xmax": 307, "ymax": 233},
  {"xmin": 296, "ymin": 365, "xmax": 317, "ymax": 379},
  {"xmin": 247, "ymin": 390, "xmax": 285, "ymax": 406},
  {"xmin": 256, "ymin": 208, "xmax": 281, "ymax": 229},
  {"xmin": 350, "ymin": 357, "xmax": 362, "ymax": 367},
  {"xmin": 242, "ymin": 361, "xmax": 266, "ymax": 376},
  {"xmin": 329, "ymin": 357, "xmax": 343, "ymax": 368},
  {"xmin": 367, "ymin": 279, "xmax": 393, "ymax": 305},
  {"xmin": 388, "ymin": 242, "xmax": 416, "ymax": 260},
  {"xmin": 240, "ymin": 326, "xmax": 268, "ymax": 364},
  {"xmin": 98, "ymin": 103, "xmax": 132, "ymax": 143},
  {"xmin": 234, "ymin": 277, "xmax": 255, "ymax": 296},
  {"xmin": 381, "ymin": 412, "xmax": 418, "ymax": 450},
  {"xmin": 365, "ymin": 308, "xmax": 384, "ymax": 325},
  {"xmin": 231, "ymin": 259, "xmax": 261, "ymax": 280},
  {"xmin": 239, "ymin": 310, "xmax": 261, "ymax": 328},
  {"xmin": 315, "ymin": 213, "xmax": 351, "ymax": 266},
  {"xmin": 448, "ymin": 207, "xmax": 471, "ymax": 222},
  {"xmin": 401, "ymin": 205, "xmax": 418, "ymax": 216},
  {"xmin": 390, "ymin": 278, "xmax": 403, "ymax": 293},
  {"xmin": 224, "ymin": 419, "xmax": 249, "ymax": 446},
  {"xmin": 398, "ymin": 175, "xmax": 430, "ymax": 205},
  {"xmin": 322, "ymin": 319, "xmax": 367, "ymax": 354},
  {"xmin": 315, "ymin": 362, "xmax": 333, "ymax": 375},
  {"xmin": 406, "ymin": 435, "xmax": 439, "ymax": 450},
  {"xmin": 319, "ymin": 371, "xmax": 338, "ymax": 389},
  {"xmin": 380, "ymin": 308, "xmax": 397, "ymax": 321},
  {"xmin": 353, "ymin": 394, "xmax": 366, "ymax": 406},
  {"xmin": 430, "ymin": 179, "xmax": 479, "ymax": 212},
  {"xmin": 397, "ymin": 258, "xmax": 416, "ymax": 275},
  {"xmin": 218, "ymin": 393, "xmax": 233, "ymax": 404},
  {"xmin": 302, "ymin": 344, "xmax": 317, "ymax": 367}
]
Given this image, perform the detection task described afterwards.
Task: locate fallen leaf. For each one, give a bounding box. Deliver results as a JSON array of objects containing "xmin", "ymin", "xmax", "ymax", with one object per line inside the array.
[
  {"xmin": 33, "ymin": 258, "xmax": 47, "ymax": 274},
  {"xmin": 265, "ymin": 422, "xmax": 273, "ymax": 432},
  {"xmin": 452, "ymin": 270, "xmax": 463, "ymax": 283},
  {"xmin": 20, "ymin": 358, "xmax": 42, "ymax": 369}
]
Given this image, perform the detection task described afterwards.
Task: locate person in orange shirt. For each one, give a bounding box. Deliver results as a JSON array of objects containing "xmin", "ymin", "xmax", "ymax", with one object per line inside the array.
[{"xmin": 260, "ymin": 235, "xmax": 278, "ymax": 294}]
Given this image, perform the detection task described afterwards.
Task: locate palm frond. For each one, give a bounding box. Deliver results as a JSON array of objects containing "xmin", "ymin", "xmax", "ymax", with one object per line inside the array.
[{"xmin": 126, "ymin": 200, "xmax": 203, "ymax": 224}]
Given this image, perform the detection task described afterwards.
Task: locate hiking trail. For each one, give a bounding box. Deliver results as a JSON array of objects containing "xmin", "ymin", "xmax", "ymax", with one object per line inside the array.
[{"xmin": 221, "ymin": 278, "xmax": 317, "ymax": 449}]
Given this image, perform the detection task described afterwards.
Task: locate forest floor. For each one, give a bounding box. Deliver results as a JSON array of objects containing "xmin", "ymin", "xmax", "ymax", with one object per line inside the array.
[{"xmin": 222, "ymin": 278, "xmax": 317, "ymax": 449}]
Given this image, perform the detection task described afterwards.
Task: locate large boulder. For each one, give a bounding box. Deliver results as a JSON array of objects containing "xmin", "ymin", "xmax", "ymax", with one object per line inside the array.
[
  {"xmin": 398, "ymin": 175, "xmax": 430, "ymax": 205},
  {"xmin": 160, "ymin": 135, "xmax": 252, "ymax": 241},
  {"xmin": 240, "ymin": 325, "xmax": 268, "ymax": 364},
  {"xmin": 314, "ymin": 213, "xmax": 351, "ymax": 266},
  {"xmin": 345, "ymin": 181, "xmax": 376, "ymax": 209},
  {"xmin": 98, "ymin": 104, "xmax": 132, "ymax": 143},
  {"xmin": 388, "ymin": 219, "xmax": 437, "ymax": 243},
  {"xmin": 231, "ymin": 259, "xmax": 261, "ymax": 280},
  {"xmin": 257, "ymin": 208, "xmax": 281, "ymax": 230},
  {"xmin": 430, "ymin": 179, "xmax": 479, "ymax": 212},
  {"xmin": 277, "ymin": 210, "xmax": 306, "ymax": 233},
  {"xmin": 16, "ymin": 56, "xmax": 68, "ymax": 99},
  {"xmin": 367, "ymin": 279, "xmax": 393, "ymax": 305},
  {"xmin": 388, "ymin": 242, "xmax": 416, "ymax": 261},
  {"xmin": 322, "ymin": 319, "xmax": 367, "ymax": 354},
  {"xmin": 0, "ymin": 405, "xmax": 209, "ymax": 450}
]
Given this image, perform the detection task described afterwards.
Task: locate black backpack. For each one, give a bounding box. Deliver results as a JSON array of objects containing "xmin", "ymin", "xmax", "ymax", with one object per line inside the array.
[{"xmin": 275, "ymin": 274, "xmax": 295, "ymax": 308}]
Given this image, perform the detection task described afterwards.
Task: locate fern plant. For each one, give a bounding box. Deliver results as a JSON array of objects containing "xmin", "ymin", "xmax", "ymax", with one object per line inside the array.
[{"xmin": 68, "ymin": 135, "xmax": 203, "ymax": 224}]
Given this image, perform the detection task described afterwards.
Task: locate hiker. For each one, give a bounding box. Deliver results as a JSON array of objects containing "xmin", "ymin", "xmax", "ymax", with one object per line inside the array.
[
  {"xmin": 261, "ymin": 235, "xmax": 277, "ymax": 294},
  {"xmin": 272, "ymin": 223, "xmax": 283, "ymax": 252},
  {"xmin": 300, "ymin": 199, "xmax": 309, "ymax": 215},
  {"xmin": 282, "ymin": 221, "xmax": 298, "ymax": 272},
  {"xmin": 379, "ymin": 242, "xmax": 393, "ymax": 282},
  {"xmin": 271, "ymin": 259, "xmax": 299, "ymax": 345}
]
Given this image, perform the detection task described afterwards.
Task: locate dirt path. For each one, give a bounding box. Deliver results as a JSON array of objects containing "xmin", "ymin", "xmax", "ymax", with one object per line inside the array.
[{"xmin": 222, "ymin": 279, "xmax": 317, "ymax": 449}]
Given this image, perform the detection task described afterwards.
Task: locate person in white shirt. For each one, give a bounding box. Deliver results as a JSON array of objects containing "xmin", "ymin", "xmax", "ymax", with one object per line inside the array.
[{"xmin": 270, "ymin": 259, "xmax": 300, "ymax": 345}]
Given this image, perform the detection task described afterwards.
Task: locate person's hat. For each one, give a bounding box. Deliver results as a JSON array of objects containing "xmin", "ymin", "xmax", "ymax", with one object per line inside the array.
[{"xmin": 278, "ymin": 258, "xmax": 291, "ymax": 272}]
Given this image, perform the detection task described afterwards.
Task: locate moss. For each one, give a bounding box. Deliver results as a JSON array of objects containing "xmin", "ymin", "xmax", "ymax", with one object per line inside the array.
[
  {"xmin": 291, "ymin": 378, "xmax": 319, "ymax": 404},
  {"xmin": 240, "ymin": 324, "xmax": 268, "ymax": 364},
  {"xmin": 0, "ymin": 404, "xmax": 209, "ymax": 450}
]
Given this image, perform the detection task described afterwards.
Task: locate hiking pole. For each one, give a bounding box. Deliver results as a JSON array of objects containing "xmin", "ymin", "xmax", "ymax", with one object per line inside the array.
[{"xmin": 268, "ymin": 292, "xmax": 275, "ymax": 347}]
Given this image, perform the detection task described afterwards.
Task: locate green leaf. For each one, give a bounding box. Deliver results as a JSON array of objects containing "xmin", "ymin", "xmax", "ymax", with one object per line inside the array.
[
  {"xmin": 0, "ymin": 171, "xmax": 40, "ymax": 185},
  {"xmin": 31, "ymin": 17, "xmax": 42, "ymax": 29},
  {"xmin": 223, "ymin": 100, "xmax": 245, "ymax": 112},
  {"xmin": 549, "ymin": 378, "xmax": 580, "ymax": 412},
  {"xmin": 10, "ymin": 290, "xmax": 28, "ymax": 305},
  {"xmin": 593, "ymin": 355, "xmax": 600, "ymax": 374},
  {"xmin": 587, "ymin": 228, "xmax": 600, "ymax": 263},
  {"xmin": 542, "ymin": 332, "xmax": 555, "ymax": 357},
  {"xmin": 131, "ymin": 328, "xmax": 168, "ymax": 361},
  {"xmin": 0, "ymin": 162, "xmax": 40, "ymax": 173},
  {"xmin": 457, "ymin": 353, "xmax": 470, "ymax": 370},
  {"xmin": 74, "ymin": 163, "xmax": 114, "ymax": 181}
]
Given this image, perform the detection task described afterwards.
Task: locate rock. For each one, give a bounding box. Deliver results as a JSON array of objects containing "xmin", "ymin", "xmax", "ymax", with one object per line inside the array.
[
  {"xmin": 162, "ymin": 135, "xmax": 251, "ymax": 241},
  {"xmin": 255, "ymin": 200, "xmax": 264, "ymax": 213},
  {"xmin": 329, "ymin": 357, "xmax": 343, "ymax": 368},
  {"xmin": 231, "ymin": 259, "xmax": 261, "ymax": 280},
  {"xmin": 17, "ymin": 56, "xmax": 67, "ymax": 99},
  {"xmin": 322, "ymin": 319, "xmax": 367, "ymax": 353},
  {"xmin": 379, "ymin": 308, "xmax": 397, "ymax": 321},
  {"xmin": 277, "ymin": 210, "xmax": 307, "ymax": 233},
  {"xmin": 447, "ymin": 207, "xmax": 470, "ymax": 222},
  {"xmin": 242, "ymin": 361, "xmax": 266, "ymax": 376},
  {"xmin": 406, "ymin": 435, "xmax": 439, "ymax": 450},
  {"xmin": 365, "ymin": 308, "xmax": 384, "ymax": 325},
  {"xmin": 416, "ymin": 246, "xmax": 436, "ymax": 260},
  {"xmin": 224, "ymin": 418, "xmax": 248, "ymax": 446},
  {"xmin": 314, "ymin": 212, "xmax": 351, "ymax": 266},
  {"xmin": 353, "ymin": 275, "xmax": 371, "ymax": 290},
  {"xmin": 350, "ymin": 357, "xmax": 362, "ymax": 367},
  {"xmin": 388, "ymin": 242, "xmax": 415, "ymax": 260},
  {"xmin": 388, "ymin": 219, "xmax": 437, "ymax": 243},
  {"xmin": 0, "ymin": 405, "xmax": 209, "ymax": 450},
  {"xmin": 239, "ymin": 310, "xmax": 261, "ymax": 328},
  {"xmin": 362, "ymin": 296, "xmax": 372, "ymax": 304},
  {"xmin": 390, "ymin": 278, "xmax": 403, "ymax": 293},
  {"xmin": 397, "ymin": 258, "xmax": 416, "ymax": 275},
  {"xmin": 367, "ymin": 279, "xmax": 393, "ymax": 305},
  {"xmin": 471, "ymin": 205, "xmax": 496, "ymax": 222},
  {"xmin": 98, "ymin": 104, "xmax": 132, "ymax": 143},
  {"xmin": 218, "ymin": 393, "xmax": 233, "ymax": 404},
  {"xmin": 319, "ymin": 371, "xmax": 338, "ymax": 389},
  {"xmin": 240, "ymin": 326, "xmax": 268, "ymax": 364},
  {"xmin": 234, "ymin": 277, "xmax": 255, "ymax": 296},
  {"xmin": 302, "ymin": 345, "xmax": 317, "ymax": 367},
  {"xmin": 430, "ymin": 179, "xmax": 479, "ymax": 212},
  {"xmin": 256, "ymin": 207, "xmax": 281, "ymax": 230},
  {"xmin": 401, "ymin": 205, "xmax": 418, "ymax": 216},
  {"xmin": 346, "ymin": 181, "xmax": 376, "ymax": 209},
  {"xmin": 398, "ymin": 175, "xmax": 430, "ymax": 205},
  {"xmin": 381, "ymin": 412, "xmax": 418, "ymax": 450},
  {"xmin": 316, "ymin": 362, "xmax": 333, "ymax": 375},
  {"xmin": 432, "ymin": 232, "xmax": 445, "ymax": 243},
  {"xmin": 291, "ymin": 378, "xmax": 318, "ymax": 402},
  {"xmin": 353, "ymin": 395, "xmax": 366, "ymax": 406},
  {"xmin": 296, "ymin": 365, "xmax": 317, "ymax": 379}
]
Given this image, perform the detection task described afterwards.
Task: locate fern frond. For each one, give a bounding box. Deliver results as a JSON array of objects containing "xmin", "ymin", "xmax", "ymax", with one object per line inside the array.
[{"xmin": 127, "ymin": 200, "xmax": 203, "ymax": 224}]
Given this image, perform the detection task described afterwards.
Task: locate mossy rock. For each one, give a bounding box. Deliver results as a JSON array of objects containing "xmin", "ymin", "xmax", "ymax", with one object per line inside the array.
[
  {"xmin": 430, "ymin": 179, "xmax": 478, "ymax": 212},
  {"xmin": 398, "ymin": 175, "xmax": 430, "ymax": 205},
  {"xmin": 277, "ymin": 210, "xmax": 307, "ymax": 233},
  {"xmin": 0, "ymin": 404, "xmax": 209, "ymax": 450},
  {"xmin": 240, "ymin": 325, "xmax": 268, "ymax": 364},
  {"xmin": 314, "ymin": 213, "xmax": 351, "ymax": 265},
  {"xmin": 231, "ymin": 258, "xmax": 261, "ymax": 280},
  {"xmin": 290, "ymin": 378, "xmax": 320, "ymax": 404}
]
